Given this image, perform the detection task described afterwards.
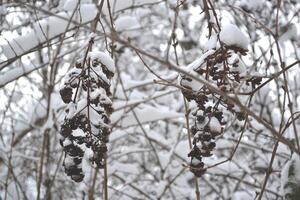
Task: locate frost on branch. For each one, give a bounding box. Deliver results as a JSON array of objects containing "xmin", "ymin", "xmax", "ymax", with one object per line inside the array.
[
  {"xmin": 179, "ymin": 24, "xmax": 261, "ymax": 177},
  {"xmin": 59, "ymin": 49, "xmax": 114, "ymax": 182},
  {"xmin": 281, "ymin": 154, "xmax": 300, "ymax": 200}
]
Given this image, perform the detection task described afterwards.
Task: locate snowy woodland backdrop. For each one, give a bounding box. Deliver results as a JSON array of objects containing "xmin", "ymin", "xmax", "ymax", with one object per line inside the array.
[{"xmin": 0, "ymin": 0, "xmax": 300, "ymax": 199}]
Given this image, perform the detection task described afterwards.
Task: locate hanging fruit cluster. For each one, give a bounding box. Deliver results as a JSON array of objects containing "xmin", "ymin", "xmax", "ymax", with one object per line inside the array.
[
  {"xmin": 59, "ymin": 44, "xmax": 115, "ymax": 182},
  {"xmin": 180, "ymin": 35, "xmax": 261, "ymax": 177}
]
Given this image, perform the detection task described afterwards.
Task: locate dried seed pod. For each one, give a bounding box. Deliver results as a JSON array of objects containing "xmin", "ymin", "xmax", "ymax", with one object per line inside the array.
[
  {"xmin": 179, "ymin": 34, "xmax": 260, "ymax": 177},
  {"xmin": 60, "ymin": 87, "xmax": 73, "ymax": 103},
  {"xmin": 71, "ymin": 174, "xmax": 85, "ymax": 182},
  {"xmin": 59, "ymin": 50, "xmax": 115, "ymax": 182}
]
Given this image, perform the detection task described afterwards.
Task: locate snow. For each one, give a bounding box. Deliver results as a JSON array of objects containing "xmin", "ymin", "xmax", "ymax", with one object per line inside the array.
[
  {"xmin": 72, "ymin": 129, "xmax": 85, "ymax": 137},
  {"xmin": 63, "ymin": 0, "xmax": 79, "ymax": 11},
  {"xmin": 90, "ymin": 108, "xmax": 107, "ymax": 127},
  {"xmin": 155, "ymin": 180, "xmax": 168, "ymax": 196},
  {"xmin": 102, "ymin": 0, "xmax": 159, "ymax": 14},
  {"xmin": 63, "ymin": 67, "xmax": 81, "ymax": 86},
  {"xmin": 179, "ymin": 50, "xmax": 215, "ymax": 91},
  {"xmin": 158, "ymin": 151, "xmax": 172, "ymax": 169},
  {"xmin": 203, "ymin": 34, "xmax": 218, "ymax": 51},
  {"xmin": 240, "ymin": 0, "xmax": 264, "ymax": 11},
  {"xmin": 11, "ymin": 91, "xmax": 22, "ymax": 103},
  {"xmin": 228, "ymin": 54, "xmax": 246, "ymax": 73},
  {"xmin": 90, "ymin": 88, "xmax": 112, "ymax": 105},
  {"xmin": 82, "ymin": 147, "xmax": 94, "ymax": 182},
  {"xmin": 115, "ymin": 15, "xmax": 141, "ymax": 38},
  {"xmin": 281, "ymin": 161, "xmax": 292, "ymax": 195},
  {"xmin": 88, "ymin": 51, "xmax": 115, "ymax": 73},
  {"xmin": 63, "ymin": 138, "xmax": 72, "ymax": 146},
  {"xmin": 208, "ymin": 10, "xmax": 216, "ymax": 24},
  {"xmin": 191, "ymin": 158, "xmax": 202, "ymax": 165},
  {"xmin": 0, "ymin": 65, "xmax": 45, "ymax": 87},
  {"xmin": 1, "ymin": 0, "xmax": 296, "ymax": 198},
  {"xmin": 1, "ymin": 4, "xmax": 97, "ymax": 59},
  {"xmin": 111, "ymin": 105, "xmax": 183, "ymax": 127},
  {"xmin": 115, "ymin": 16, "xmax": 140, "ymax": 31},
  {"xmin": 174, "ymin": 140, "xmax": 190, "ymax": 160},
  {"xmin": 232, "ymin": 191, "xmax": 252, "ymax": 200},
  {"xmin": 91, "ymin": 66, "xmax": 110, "ymax": 85},
  {"xmin": 109, "ymin": 130, "xmax": 127, "ymax": 141},
  {"xmin": 281, "ymin": 154, "xmax": 300, "ymax": 197},
  {"xmin": 147, "ymin": 130, "xmax": 170, "ymax": 146},
  {"xmin": 111, "ymin": 162, "xmax": 139, "ymax": 174},
  {"xmin": 207, "ymin": 159, "xmax": 241, "ymax": 174},
  {"xmin": 76, "ymin": 99, "xmax": 87, "ymax": 113},
  {"xmin": 279, "ymin": 23, "xmax": 298, "ymax": 43},
  {"xmin": 180, "ymin": 76, "xmax": 203, "ymax": 92},
  {"xmin": 196, "ymin": 120, "xmax": 208, "ymax": 130},
  {"xmin": 219, "ymin": 24, "xmax": 249, "ymax": 50},
  {"xmin": 0, "ymin": 5, "xmax": 6, "ymax": 15},
  {"xmin": 10, "ymin": 93, "xmax": 64, "ymax": 147},
  {"xmin": 188, "ymin": 50, "xmax": 215, "ymax": 71},
  {"xmin": 30, "ymin": 100, "xmax": 48, "ymax": 122},
  {"xmin": 66, "ymin": 102, "xmax": 76, "ymax": 119},
  {"xmin": 64, "ymin": 155, "xmax": 75, "ymax": 168}
]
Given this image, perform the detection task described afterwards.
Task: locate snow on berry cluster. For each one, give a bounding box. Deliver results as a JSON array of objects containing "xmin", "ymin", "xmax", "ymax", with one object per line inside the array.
[
  {"xmin": 180, "ymin": 24, "xmax": 261, "ymax": 177},
  {"xmin": 59, "ymin": 51, "xmax": 115, "ymax": 182}
]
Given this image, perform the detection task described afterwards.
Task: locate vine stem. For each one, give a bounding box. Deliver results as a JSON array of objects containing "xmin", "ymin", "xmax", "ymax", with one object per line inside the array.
[
  {"xmin": 183, "ymin": 97, "xmax": 200, "ymax": 200},
  {"xmin": 103, "ymin": 0, "xmax": 115, "ymax": 199},
  {"xmin": 104, "ymin": 157, "xmax": 108, "ymax": 200}
]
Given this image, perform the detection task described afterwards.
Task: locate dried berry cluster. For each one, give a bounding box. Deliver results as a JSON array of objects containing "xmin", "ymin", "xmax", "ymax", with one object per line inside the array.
[
  {"xmin": 180, "ymin": 42, "xmax": 261, "ymax": 177},
  {"xmin": 59, "ymin": 50, "xmax": 115, "ymax": 182}
]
